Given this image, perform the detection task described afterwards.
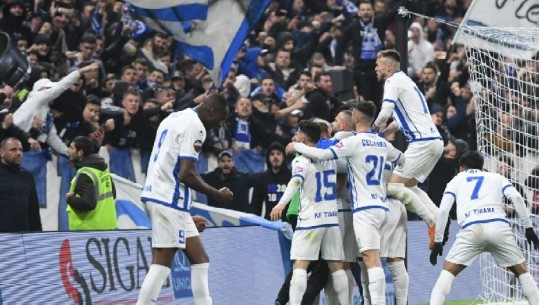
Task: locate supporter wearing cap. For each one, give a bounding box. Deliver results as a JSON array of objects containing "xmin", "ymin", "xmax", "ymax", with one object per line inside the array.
[{"xmin": 200, "ymin": 149, "xmax": 256, "ymax": 212}]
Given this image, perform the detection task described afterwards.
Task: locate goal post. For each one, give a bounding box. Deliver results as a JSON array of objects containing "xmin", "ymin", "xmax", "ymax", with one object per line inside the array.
[{"xmin": 459, "ymin": 26, "xmax": 539, "ymax": 304}]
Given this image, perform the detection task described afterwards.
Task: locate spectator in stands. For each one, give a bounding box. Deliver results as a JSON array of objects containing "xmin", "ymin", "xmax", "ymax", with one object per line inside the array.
[
  {"xmin": 335, "ymin": 0, "xmax": 396, "ymax": 104},
  {"xmin": 137, "ymin": 32, "xmax": 169, "ymax": 74},
  {"xmin": 0, "ymin": 0, "xmax": 31, "ymax": 42},
  {"xmin": 226, "ymin": 97, "xmax": 254, "ymax": 151},
  {"xmin": 0, "ymin": 137, "xmax": 42, "ymax": 232},
  {"xmin": 408, "ymin": 22, "xmax": 435, "ymax": 79},
  {"xmin": 268, "ymin": 49, "xmax": 300, "ymax": 90},
  {"xmin": 0, "ymin": 85, "xmax": 15, "ymax": 112},
  {"xmin": 417, "ymin": 62, "xmax": 451, "ymax": 109},
  {"xmin": 66, "ymin": 136, "xmax": 117, "ymax": 230},
  {"xmin": 13, "ymin": 62, "xmax": 100, "ymax": 205},
  {"xmin": 0, "ymin": 109, "xmax": 32, "ymax": 152},
  {"xmin": 304, "ymin": 72, "xmax": 342, "ymax": 122},
  {"xmin": 251, "ymin": 142, "xmax": 290, "ymax": 219},
  {"xmin": 497, "ymin": 155, "xmax": 528, "ymax": 217},
  {"xmin": 201, "ymin": 150, "xmax": 254, "ymax": 212},
  {"xmin": 103, "ymin": 89, "xmax": 142, "ymax": 181}
]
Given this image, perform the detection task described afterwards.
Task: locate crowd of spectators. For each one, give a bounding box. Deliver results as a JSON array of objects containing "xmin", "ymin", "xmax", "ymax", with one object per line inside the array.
[{"xmin": 1, "ymin": 0, "xmax": 538, "ymax": 224}]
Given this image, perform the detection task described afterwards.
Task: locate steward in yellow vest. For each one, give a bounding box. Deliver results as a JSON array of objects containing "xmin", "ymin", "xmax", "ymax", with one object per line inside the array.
[{"xmin": 66, "ymin": 136, "xmax": 117, "ymax": 230}]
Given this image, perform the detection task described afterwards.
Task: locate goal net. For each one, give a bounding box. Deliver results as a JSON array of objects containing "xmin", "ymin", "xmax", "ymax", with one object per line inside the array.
[{"xmin": 460, "ymin": 26, "xmax": 539, "ymax": 304}]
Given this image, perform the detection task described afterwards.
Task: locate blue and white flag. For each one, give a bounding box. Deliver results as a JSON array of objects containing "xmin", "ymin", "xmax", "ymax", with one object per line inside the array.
[{"xmin": 127, "ymin": 0, "xmax": 272, "ymax": 86}]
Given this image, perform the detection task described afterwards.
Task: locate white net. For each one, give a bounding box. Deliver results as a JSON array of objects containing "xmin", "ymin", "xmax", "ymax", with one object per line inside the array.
[{"xmin": 461, "ymin": 26, "xmax": 539, "ymax": 304}]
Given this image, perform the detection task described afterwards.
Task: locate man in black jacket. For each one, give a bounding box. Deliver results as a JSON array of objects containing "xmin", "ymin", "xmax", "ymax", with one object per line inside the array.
[
  {"xmin": 201, "ymin": 150, "xmax": 255, "ymax": 212},
  {"xmin": 334, "ymin": 0, "xmax": 397, "ymax": 105},
  {"xmin": 250, "ymin": 142, "xmax": 291, "ymax": 220},
  {"xmin": 0, "ymin": 137, "xmax": 42, "ymax": 232}
]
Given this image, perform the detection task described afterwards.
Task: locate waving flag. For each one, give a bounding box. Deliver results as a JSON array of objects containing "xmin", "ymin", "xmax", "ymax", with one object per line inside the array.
[{"xmin": 127, "ymin": 0, "xmax": 272, "ymax": 86}]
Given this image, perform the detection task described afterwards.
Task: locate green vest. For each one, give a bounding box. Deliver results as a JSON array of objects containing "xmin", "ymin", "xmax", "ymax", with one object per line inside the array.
[{"xmin": 67, "ymin": 166, "xmax": 117, "ymax": 230}]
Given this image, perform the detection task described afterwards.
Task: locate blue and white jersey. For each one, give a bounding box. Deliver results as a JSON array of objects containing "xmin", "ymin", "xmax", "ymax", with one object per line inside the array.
[
  {"xmin": 443, "ymin": 169, "xmax": 521, "ymax": 229},
  {"xmin": 329, "ymin": 131, "xmax": 403, "ymax": 212},
  {"xmin": 141, "ymin": 109, "xmax": 206, "ymax": 211},
  {"xmin": 291, "ymin": 155, "xmax": 339, "ymax": 229},
  {"xmin": 380, "ymin": 71, "xmax": 440, "ymax": 142}
]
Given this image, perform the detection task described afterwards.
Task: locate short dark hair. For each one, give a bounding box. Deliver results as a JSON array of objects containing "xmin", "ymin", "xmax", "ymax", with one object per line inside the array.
[
  {"xmin": 0, "ymin": 137, "xmax": 20, "ymax": 149},
  {"xmin": 351, "ymin": 100, "xmax": 377, "ymax": 120},
  {"xmin": 86, "ymin": 95, "xmax": 101, "ymax": 107},
  {"xmin": 298, "ymin": 120, "xmax": 321, "ymax": 144},
  {"xmin": 378, "ymin": 49, "xmax": 401, "ymax": 64},
  {"xmin": 298, "ymin": 71, "xmax": 311, "ymax": 80},
  {"xmin": 71, "ymin": 136, "xmax": 95, "ymax": 157},
  {"xmin": 80, "ymin": 33, "xmax": 97, "ymax": 44},
  {"xmin": 459, "ymin": 151, "xmax": 484, "ymax": 170},
  {"xmin": 314, "ymin": 71, "xmax": 330, "ymax": 83}
]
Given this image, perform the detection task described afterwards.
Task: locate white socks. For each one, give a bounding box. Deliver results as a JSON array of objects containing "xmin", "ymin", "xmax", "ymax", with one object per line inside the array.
[
  {"xmin": 359, "ymin": 261, "xmax": 371, "ymax": 305},
  {"xmin": 331, "ymin": 270, "xmax": 351, "ymax": 305},
  {"xmin": 430, "ymin": 270, "xmax": 455, "ymax": 305},
  {"xmin": 289, "ymin": 268, "xmax": 308, "ymax": 305},
  {"xmin": 387, "ymin": 261, "xmax": 409, "ymax": 305},
  {"xmin": 191, "ymin": 263, "xmax": 212, "ymax": 305},
  {"xmin": 367, "ymin": 267, "xmax": 386, "ymax": 305},
  {"xmin": 137, "ymin": 264, "xmax": 171, "ymax": 305},
  {"xmin": 411, "ymin": 186, "xmax": 439, "ymax": 219},
  {"xmin": 388, "ymin": 183, "xmax": 435, "ymax": 227},
  {"xmin": 519, "ymin": 272, "xmax": 539, "ymax": 304}
]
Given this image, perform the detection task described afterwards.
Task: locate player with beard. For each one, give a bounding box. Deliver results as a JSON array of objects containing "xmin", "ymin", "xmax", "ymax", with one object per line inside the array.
[{"xmin": 251, "ymin": 142, "xmax": 291, "ymax": 220}]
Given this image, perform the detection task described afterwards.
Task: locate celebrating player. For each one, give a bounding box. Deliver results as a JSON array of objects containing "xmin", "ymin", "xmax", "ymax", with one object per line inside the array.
[
  {"xmin": 287, "ymin": 101, "xmax": 404, "ymax": 305},
  {"xmin": 137, "ymin": 94, "xmax": 233, "ymax": 305},
  {"xmin": 271, "ymin": 120, "xmax": 350, "ymax": 305},
  {"xmin": 373, "ymin": 49, "xmax": 444, "ymax": 248},
  {"xmin": 430, "ymin": 151, "xmax": 539, "ymax": 304}
]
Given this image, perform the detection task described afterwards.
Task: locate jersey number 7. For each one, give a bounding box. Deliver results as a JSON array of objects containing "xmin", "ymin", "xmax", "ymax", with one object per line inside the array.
[{"xmin": 466, "ymin": 176, "xmax": 484, "ymax": 200}]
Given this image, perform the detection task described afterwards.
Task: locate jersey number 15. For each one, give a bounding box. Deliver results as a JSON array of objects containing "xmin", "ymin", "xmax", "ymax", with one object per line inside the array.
[{"xmin": 315, "ymin": 170, "xmax": 336, "ymax": 202}]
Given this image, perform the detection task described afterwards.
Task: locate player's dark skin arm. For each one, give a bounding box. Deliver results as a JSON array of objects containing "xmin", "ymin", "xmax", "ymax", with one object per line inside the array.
[{"xmin": 179, "ymin": 159, "xmax": 232, "ymax": 203}]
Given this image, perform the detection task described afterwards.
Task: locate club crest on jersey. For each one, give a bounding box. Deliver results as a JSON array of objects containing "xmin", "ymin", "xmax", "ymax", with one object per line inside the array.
[{"xmin": 193, "ymin": 140, "xmax": 203, "ymax": 153}]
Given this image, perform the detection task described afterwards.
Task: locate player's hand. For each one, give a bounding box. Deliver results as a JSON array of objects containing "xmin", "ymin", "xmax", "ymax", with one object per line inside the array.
[
  {"xmin": 192, "ymin": 216, "xmax": 210, "ymax": 233},
  {"xmin": 285, "ymin": 142, "xmax": 296, "ymax": 155},
  {"xmin": 218, "ymin": 187, "xmax": 233, "ymax": 203},
  {"xmin": 525, "ymin": 227, "xmax": 539, "ymax": 250},
  {"xmin": 430, "ymin": 242, "xmax": 443, "ymax": 266},
  {"xmin": 270, "ymin": 203, "xmax": 286, "ymax": 221}
]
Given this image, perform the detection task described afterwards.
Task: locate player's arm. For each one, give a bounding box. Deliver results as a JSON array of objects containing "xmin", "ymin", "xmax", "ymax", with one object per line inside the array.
[
  {"xmin": 386, "ymin": 141, "xmax": 405, "ymax": 166},
  {"xmin": 503, "ymin": 180, "xmax": 539, "ymax": 249},
  {"xmin": 504, "ymin": 184, "xmax": 533, "ymax": 228},
  {"xmin": 287, "ymin": 136, "xmax": 354, "ymax": 160},
  {"xmin": 430, "ymin": 183, "xmax": 456, "ymax": 265},
  {"xmin": 381, "ymin": 121, "xmax": 400, "ymax": 136},
  {"xmin": 373, "ymin": 79, "xmax": 399, "ymax": 130},
  {"xmin": 179, "ymin": 159, "xmax": 232, "ymax": 203},
  {"xmin": 271, "ymin": 158, "xmax": 306, "ymax": 221},
  {"xmin": 435, "ymin": 186, "xmax": 456, "ymax": 243}
]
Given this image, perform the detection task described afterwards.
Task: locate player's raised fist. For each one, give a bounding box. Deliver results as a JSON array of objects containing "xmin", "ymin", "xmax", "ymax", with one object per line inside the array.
[
  {"xmin": 218, "ymin": 187, "xmax": 233, "ymax": 203},
  {"xmin": 285, "ymin": 142, "xmax": 296, "ymax": 155}
]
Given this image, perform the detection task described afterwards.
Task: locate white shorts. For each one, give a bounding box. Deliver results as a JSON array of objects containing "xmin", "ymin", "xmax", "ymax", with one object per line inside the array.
[
  {"xmin": 339, "ymin": 210, "xmax": 360, "ymax": 262},
  {"xmin": 445, "ymin": 221, "xmax": 525, "ymax": 267},
  {"xmin": 380, "ymin": 199, "xmax": 407, "ymax": 258},
  {"xmin": 353, "ymin": 208, "xmax": 387, "ymax": 253},
  {"xmin": 291, "ymin": 226, "xmax": 344, "ymax": 261},
  {"xmin": 146, "ymin": 202, "xmax": 199, "ymax": 249},
  {"xmin": 394, "ymin": 139, "xmax": 443, "ymax": 183}
]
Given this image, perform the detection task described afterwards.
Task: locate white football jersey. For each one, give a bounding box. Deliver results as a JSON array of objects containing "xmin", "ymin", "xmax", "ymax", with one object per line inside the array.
[
  {"xmin": 141, "ymin": 109, "xmax": 206, "ymax": 211},
  {"xmin": 291, "ymin": 155, "xmax": 339, "ymax": 229},
  {"xmin": 443, "ymin": 169, "xmax": 514, "ymax": 228},
  {"xmin": 329, "ymin": 131, "xmax": 403, "ymax": 212},
  {"xmin": 382, "ymin": 71, "xmax": 440, "ymax": 142}
]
